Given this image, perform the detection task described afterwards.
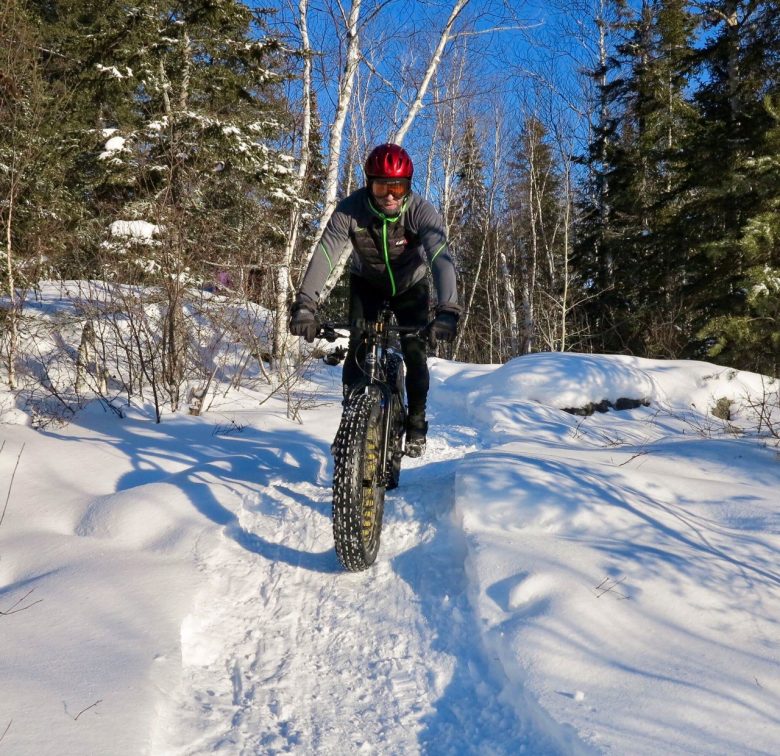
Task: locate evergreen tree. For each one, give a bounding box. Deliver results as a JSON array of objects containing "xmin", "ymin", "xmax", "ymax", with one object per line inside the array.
[
  {"xmin": 675, "ymin": 0, "xmax": 780, "ymax": 374},
  {"xmin": 697, "ymin": 95, "xmax": 780, "ymax": 374},
  {"xmin": 573, "ymin": 0, "xmax": 632, "ymax": 352},
  {"xmin": 576, "ymin": 0, "xmax": 696, "ymax": 356},
  {"xmin": 1, "ymin": 0, "xmax": 74, "ymax": 288},
  {"xmin": 30, "ymin": 0, "xmax": 299, "ymax": 287},
  {"xmin": 507, "ymin": 116, "xmax": 567, "ymax": 353},
  {"xmin": 450, "ymin": 116, "xmax": 491, "ymax": 362}
]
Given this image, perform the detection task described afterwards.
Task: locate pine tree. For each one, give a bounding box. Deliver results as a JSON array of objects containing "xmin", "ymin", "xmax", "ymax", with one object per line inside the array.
[
  {"xmin": 1, "ymin": 0, "xmax": 74, "ymax": 287},
  {"xmin": 30, "ymin": 0, "xmax": 299, "ymax": 287},
  {"xmin": 697, "ymin": 94, "xmax": 780, "ymax": 374},
  {"xmin": 22, "ymin": 0, "xmax": 300, "ymax": 412},
  {"xmin": 681, "ymin": 0, "xmax": 780, "ymax": 373},
  {"xmin": 507, "ymin": 116, "xmax": 567, "ymax": 353},
  {"xmin": 575, "ymin": 0, "xmax": 696, "ymax": 357},
  {"xmin": 573, "ymin": 0, "xmax": 632, "ymax": 352},
  {"xmin": 450, "ymin": 116, "xmax": 491, "ymax": 362}
]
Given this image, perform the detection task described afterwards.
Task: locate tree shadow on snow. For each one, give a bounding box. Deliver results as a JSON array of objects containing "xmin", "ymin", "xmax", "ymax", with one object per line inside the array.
[{"xmin": 42, "ymin": 404, "xmax": 342, "ymax": 574}]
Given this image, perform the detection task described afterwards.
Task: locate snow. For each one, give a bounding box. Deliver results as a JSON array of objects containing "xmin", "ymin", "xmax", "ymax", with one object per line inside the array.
[
  {"xmin": 2, "ymin": 292, "xmax": 780, "ymax": 754},
  {"xmin": 95, "ymin": 64, "xmax": 131, "ymax": 79},
  {"xmin": 109, "ymin": 220, "xmax": 160, "ymax": 240},
  {"xmin": 99, "ymin": 135, "xmax": 127, "ymax": 160}
]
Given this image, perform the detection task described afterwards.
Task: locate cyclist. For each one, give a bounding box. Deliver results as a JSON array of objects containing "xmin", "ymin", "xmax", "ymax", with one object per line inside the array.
[{"xmin": 289, "ymin": 143, "xmax": 460, "ymax": 458}]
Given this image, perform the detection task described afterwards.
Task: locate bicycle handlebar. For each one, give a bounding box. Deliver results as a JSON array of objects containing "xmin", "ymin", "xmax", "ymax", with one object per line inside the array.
[{"xmin": 316, "ymin": 319, "xmax": 432, "ymax": 343}]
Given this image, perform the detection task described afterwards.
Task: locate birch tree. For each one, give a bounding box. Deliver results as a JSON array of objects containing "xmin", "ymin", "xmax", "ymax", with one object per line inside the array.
[
  {"xmin": 392, "ymin": 0, "xmax": 471, "ymax": 146},
  {"xmin": 274, "ymin": 0, "xmax": 313, "ymax": 362},
  {"xmin": 315, "ymin": 0, "xmax": 475, "ymax": 301},
  {"xmin": 453, "ymin": 113, "xmax": 504, "ymax": 361},
  {"xmin": 310, "ymin": 0, "xmax": 363, "ymax": 249}
]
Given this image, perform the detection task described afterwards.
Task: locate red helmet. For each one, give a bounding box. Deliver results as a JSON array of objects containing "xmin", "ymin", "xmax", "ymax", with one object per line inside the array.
[{"xmin": 365, "ymin": 143, "xmax": 413, "ymax": 180}]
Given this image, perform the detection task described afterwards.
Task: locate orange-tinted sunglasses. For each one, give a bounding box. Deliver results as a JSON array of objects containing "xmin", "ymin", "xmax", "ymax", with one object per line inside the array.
[{"xmin": 371, "ymin": 178, "xmax": 411, "ymax": 198}]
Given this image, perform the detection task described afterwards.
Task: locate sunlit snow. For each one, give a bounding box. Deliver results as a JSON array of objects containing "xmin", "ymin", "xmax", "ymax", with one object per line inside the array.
[
  {"xmin": 109, "ymin": 220, "xmax": 160, "ymax": 239},
  {"xmin": 1, "ymin": 285, "xmax": 779, "ymax": 754}
]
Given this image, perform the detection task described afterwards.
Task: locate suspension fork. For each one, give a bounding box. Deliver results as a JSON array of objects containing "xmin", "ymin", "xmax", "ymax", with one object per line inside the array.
[
  {"xmin": 375, "ymin": 382, "xmax": 396, "ymax": 484},
  {"xmin": 363, "ymin": 309, "xmax": 400, "ymax": 484}
]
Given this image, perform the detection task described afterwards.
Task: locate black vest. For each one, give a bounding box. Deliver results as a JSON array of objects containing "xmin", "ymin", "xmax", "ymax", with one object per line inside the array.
[{"xmin": 349, "ymin": 205, "xmax": 425, "ymax": 297}]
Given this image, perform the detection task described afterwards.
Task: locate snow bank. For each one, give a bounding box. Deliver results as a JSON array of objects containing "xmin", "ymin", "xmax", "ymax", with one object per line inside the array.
[{"xmin": 439, "ymin": 356, "xmax": 780, "ymax": 755}]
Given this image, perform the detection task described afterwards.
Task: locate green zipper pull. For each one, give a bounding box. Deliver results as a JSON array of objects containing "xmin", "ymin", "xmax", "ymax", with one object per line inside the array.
[{"xmin": 382, "ymin": 219, "xmax": 397, "ymax": 296}]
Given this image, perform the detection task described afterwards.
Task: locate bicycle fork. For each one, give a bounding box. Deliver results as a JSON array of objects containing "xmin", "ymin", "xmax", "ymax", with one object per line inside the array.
[{"xmin": 378, "ymin": 386, "xmax": 405, "ymax": 484}]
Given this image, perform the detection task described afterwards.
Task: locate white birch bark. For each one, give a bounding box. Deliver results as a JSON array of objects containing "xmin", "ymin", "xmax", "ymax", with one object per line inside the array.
[
  {"xmin": 179, "ymin": 32, "xmax": 191, "ymax": 111},
  {"xmin": 303, "ymin": 0, "xmax": 362, "ymax": 302},
  {"xmin": 559, "ymin": 162, "xmax": 572, "ymax": 352},
  {"xmin": 392, "ymin": 0, "xmax": 471, "ymax": 146},
  {"xmin": 491, "ymin": 104, "xmax": 518, "ymax": 356},
  {"xmin": 313, "ymin": 0, "xmax": 362, "ymax": 247},
  {"xmin": 453, "ymin": 114, "xmax": 500, "ymax": 360},
  {"xmin": 523, "ymin": 132, "xmax": 540, "ymax": 355},
  {"xmin": 499, "ymin": 248, "xmax": 518, "ymax": 356},
  {"xmin": 318, "ymin": 1, "xmax": 471, "ymax": 301},
  {"xmin": 274, "ymin": 0, "xmax": 312, "ymax": 362},
  {"xmin": 438, "ymin": 46, "xmax": 468, "ymax": 240}
]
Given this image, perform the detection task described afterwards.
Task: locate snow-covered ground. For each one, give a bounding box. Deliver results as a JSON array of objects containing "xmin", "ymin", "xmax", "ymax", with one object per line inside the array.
[{"xmin": 2, "ymin": 329, "xmax": 780, "ymax": 753}]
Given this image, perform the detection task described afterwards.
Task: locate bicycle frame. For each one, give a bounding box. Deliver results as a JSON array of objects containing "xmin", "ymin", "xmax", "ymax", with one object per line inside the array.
[
  {"xmin": 320, "ymin": 307, "xmax": 423, "ymax": 481},
  {"xmin": 320, "ymin": 308, "xmax": 428, "ymax": 569}
]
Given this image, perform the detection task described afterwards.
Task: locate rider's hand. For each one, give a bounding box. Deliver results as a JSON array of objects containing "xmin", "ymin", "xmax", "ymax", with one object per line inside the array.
[
  {"xmin": 429, "ymin": 309, "xmax": 459, "ymax": 345},
  {"xmin": 289, "ymin": 298, "xmax": 318, "ymax": 343}
]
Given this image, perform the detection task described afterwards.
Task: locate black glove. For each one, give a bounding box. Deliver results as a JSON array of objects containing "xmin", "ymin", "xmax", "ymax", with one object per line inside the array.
[
  {"xmin": 429, "ymin": 310, "xmax": 458, "ymax": 345},
  {"xmin": 289, "ymin": 300, "xmax": 318, "ymax": 342}
]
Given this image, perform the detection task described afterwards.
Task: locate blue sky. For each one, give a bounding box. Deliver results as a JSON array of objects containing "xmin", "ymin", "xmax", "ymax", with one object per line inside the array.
[{"xmin": 248, "ymin": 0, "xmax": 620, "ymax": 203}]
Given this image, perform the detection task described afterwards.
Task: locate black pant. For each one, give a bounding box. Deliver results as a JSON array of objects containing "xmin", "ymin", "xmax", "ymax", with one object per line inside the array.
[{"xmin": 343, "ymin": 275, "xmax": 430, "ymax": 416}]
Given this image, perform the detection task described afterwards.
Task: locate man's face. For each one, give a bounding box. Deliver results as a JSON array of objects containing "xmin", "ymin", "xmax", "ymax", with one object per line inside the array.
[{"xmin": 369, "ymin": 178, "xmax": 410, "ymax": 215}]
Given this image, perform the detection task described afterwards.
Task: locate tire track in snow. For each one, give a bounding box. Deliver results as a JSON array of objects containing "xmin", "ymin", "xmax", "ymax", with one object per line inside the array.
[{"xmin": 151, "ymin": 425, "xmax": 536, "ymax": 754}]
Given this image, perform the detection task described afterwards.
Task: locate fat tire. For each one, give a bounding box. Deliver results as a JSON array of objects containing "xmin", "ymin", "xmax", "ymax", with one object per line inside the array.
[{"xmin": 332, "ymin": 391, "xmax": 386, "ymax": 571}]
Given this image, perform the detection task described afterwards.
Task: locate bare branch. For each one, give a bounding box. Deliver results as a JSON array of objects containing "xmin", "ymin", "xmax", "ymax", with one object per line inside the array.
[
  {"xmin": 451, "ymin": 23, "xmax": 539, "ymax": 39},
  {"xmin": 393, "ymin": 0, "xmax": 471, "ymax": 145},
  {"xmin": 0, "ymin": 443, "xmax": 24, "ymax": 529},
  {"xmin": 1, "ymin": 588, "xmax": 43, "ymax": 616},
  {"xmin": 359, "ymin": 52, "xmax": 407, "ymax": 104},
  {"xmin": 73, "ymin": 700, "xmax": 104, "ymax": 721}
]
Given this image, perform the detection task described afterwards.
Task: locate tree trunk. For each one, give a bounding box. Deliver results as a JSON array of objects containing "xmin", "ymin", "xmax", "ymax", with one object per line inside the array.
[
  {"xmin": 500, "ymin": 249, "xmax": 519, "ymax": 356},
  {"xmin": 311, "ymin": 0, "xmax": 362, "ymax": 251},
  {"xmin": 319, "ymin": 1, "xmax": 471, "ymax": 302},
  {"xmin": 392, "ymin": 0, "xmax": 471, "ymax": 146},
  {"xmin": 4, "ymin": 185, "xmax": 18, "ymax": 390},
  {"xmin": 595, "ymin": 0, "xmax": 612, "ymax": 293},
  {"xmin": 274, "ymin": 0, "xmax": 312, "ymax": 363},
  {"xmin": 560, "ymin": 164, "xmax": 572, "ymax": 352}
]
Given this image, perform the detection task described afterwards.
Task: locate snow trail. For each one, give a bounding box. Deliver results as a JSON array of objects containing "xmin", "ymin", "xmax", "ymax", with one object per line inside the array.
[{"xmin": 149, "ymin": 414, "xmax": 543, "ymax": 754}]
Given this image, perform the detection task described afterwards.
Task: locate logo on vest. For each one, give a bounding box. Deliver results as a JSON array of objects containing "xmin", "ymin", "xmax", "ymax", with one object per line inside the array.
[{"xmin": 394, "ymin": 239, "xmax": 407, "ymax": 246}]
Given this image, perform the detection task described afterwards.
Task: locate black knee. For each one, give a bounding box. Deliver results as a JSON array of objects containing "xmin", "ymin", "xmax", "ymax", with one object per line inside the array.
[{"xmin": 401, "ymin": 336, "xmax": 429, "ymax": 413}]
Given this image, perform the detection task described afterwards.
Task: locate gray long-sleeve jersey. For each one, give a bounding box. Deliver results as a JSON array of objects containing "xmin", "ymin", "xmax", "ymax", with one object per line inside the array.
[{"xmin": 297, "ymin": 188, "xmax": 459, "ymax": 313}]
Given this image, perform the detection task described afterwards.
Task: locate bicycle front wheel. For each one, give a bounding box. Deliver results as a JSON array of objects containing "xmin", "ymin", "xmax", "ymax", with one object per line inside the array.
[{"xmin": 332, "ymin": 390, "xmax": 386, "ymax": 571}]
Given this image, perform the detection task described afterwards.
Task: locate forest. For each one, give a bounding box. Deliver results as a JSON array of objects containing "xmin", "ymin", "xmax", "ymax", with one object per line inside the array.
[{"xmin": 2, "ymin": 0, "xmax": 779, "ymax": 416}]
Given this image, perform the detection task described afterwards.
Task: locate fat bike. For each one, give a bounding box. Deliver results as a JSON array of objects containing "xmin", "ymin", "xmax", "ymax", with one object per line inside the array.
[{"xmin": 318, "ymin": 308, "xmax": 425, "ymax": 571}]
